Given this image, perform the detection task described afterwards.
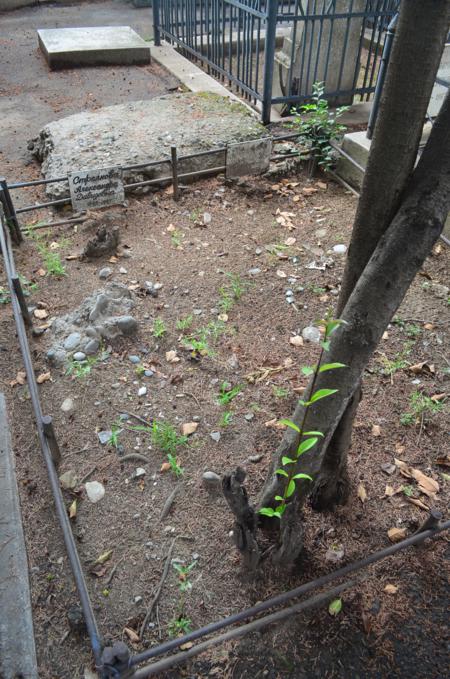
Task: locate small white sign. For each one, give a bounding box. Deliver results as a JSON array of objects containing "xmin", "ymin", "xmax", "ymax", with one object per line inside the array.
[{"xmin": 68, "ymin": 166, "xmax": 125, "ymax": 211}]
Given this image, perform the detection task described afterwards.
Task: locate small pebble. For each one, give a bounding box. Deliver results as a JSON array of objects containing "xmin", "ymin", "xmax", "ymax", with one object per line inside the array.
[
  {"xmin": 202, "ymin": 471, "xmax": 221, "ymax": 492},
  {"xmin": 203, "ymin": 212, "xmax": 212, "ymax": 225},
  {"xmin": 332, "ymin": 244, "xmax": 347, "ymax": 254},
  {"xmin": 98, "ymin": 267, "xmax": 112, "ymax": 280},
  {"xmin": 119, "ymin": 267, "xmax": 127, "ymax": 274},
  {"xmin": 248, "ymin": 267, "xmax": 261, "ymax": 276},
  {"xmin": 128, "ymin": 355, "xmax": 141, "ymax": 364},
  {"xmin": 244, "ymin": 413, "xmax": 254, "ymax": 421},
  {"xmin": 210, "ymin": 432, "xmax": 221, "ymax": 442},
  {"xmin": 138, "ymin": 386, "xmax": 147, "ymax": 397},
  {"xmin": 144, "ymin": 370, "xmax": 154, "ymax": 377},
  {"xmin": 73, "ymin": 351, "xmax": 86, "ymax": 362},
  {"xmin": 302, "ymin": 326, "xmax": 321, "ymax": 343},
  {"xmin": 61, "ymin": 397, "xmax": 75, "ymax": 414},
  {"xmin": 85, "ymin": 481, "xmax": 105, "ymax": 503},
  {"xmin": 98, "ymin": 430, "xmax": 112, "ymax": 445}
]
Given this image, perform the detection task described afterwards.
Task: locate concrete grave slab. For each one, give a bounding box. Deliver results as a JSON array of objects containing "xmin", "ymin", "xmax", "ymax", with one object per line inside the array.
[
  {"xmin": 0, "ymin": 393, "xmax": 38, "ymax": 679},
  {"xmin": 226, "ymin": 138, "xmax": 272, "ymax": 178},
  {"xmin": 37, "ymin": 26, "xmax": 151, "ymax": 69},
  {"xmin": 30, "ymin": 92, "xmax": 270, "ymax": 201}
]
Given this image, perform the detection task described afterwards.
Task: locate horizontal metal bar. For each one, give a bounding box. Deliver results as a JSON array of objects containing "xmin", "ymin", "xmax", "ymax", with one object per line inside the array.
[
  {"xmin": 16, "ymin": 197, "xmax": 71, "ymax": 213},
  {"xmin": 224, "ymin": 0, "xmax": 266, "ymax": 20},
  {"xmin": 124, "ymin": 165, "xmax": 226, "ymax": 190},
  {"xmin": 329, "ymin": 141, "xmax": 366, "ymax": 174},
  {"xmin": 277, "ymin": 10, "xmax": 397, "ymax": 21}
]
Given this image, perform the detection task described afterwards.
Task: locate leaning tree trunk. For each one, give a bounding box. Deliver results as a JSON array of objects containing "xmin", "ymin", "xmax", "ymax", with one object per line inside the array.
[
  {"xmin": 224, "ymin": 88, "xmax": 450, "ymax": 567},
  {"xmin": 311, "ymin": 0, "xmax": 450, "ymax": 510}
]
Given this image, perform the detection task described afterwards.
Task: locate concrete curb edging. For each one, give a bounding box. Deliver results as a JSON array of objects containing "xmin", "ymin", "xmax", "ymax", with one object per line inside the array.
[{"xmin": 0, "ymin": 392, "xmax": 38, "ymax": 679}]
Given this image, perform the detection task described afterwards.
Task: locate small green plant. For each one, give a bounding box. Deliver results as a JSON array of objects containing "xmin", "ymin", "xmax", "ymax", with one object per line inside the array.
[
  {"xmin": 3, "ymin": 275, "xmax": 39, "ymax": 304},
  {"xmin": 272, "ymin": 385, "xmax": 289, "ymax": 399},
  {"xmin": 176, "ymin": 315, "xmax": 194, "ymax": 332},
  {"xmin": 171, "ymin": 230, "xmax": 183, "ymax": 248},
  {"xmin": 377, "ymin": 341, "xmax": 413, "ymax": 382},
  {"xmin": 292, "ymin": 81, "xmax": 349, "ymax": 175},
  {"xmin": 37, "ymin": 242, "xmax": 66, "ymax": 276},
  {"xmin": 168, "ymin": 560, "xmax": 196, "ymax": 638},
  {"xmin": 153, "ymin": 317, "xmax": 167, "ymax": 338},
  {"xmin": 183, "ymin": 320, "xmax": 227, "ymax": 357},
  {"xmin": 220, "ymin": 411, "xmax": 233, "ymax": 427},
  {"xmin": 392, "ymin": 317, "xmax": 422, "ymax": 339},
  {"xmin": 173, "ymin": 560, "xmax": 197, "ymax": 592},
  {"xmin": 259, "ymin": 317, "xmax": 347, "ymax": 519},
  {"xmin": 402, "ymin": 484, "xmax": 415, "ymax": 497},
  {"xmin": 216, "ymin": 382, "xmax": 243, "ymax": 406},
  {"xmin": 65, "ymin": 355, "xmax": 98, "ymax": 378},
  {"xmin": 400, "ymin": 391, "xmax": 445, "ymax": 427},
  {"xmin": 107, "ymin": 422, "xmax": 123, "ymax": 449},
  {"xmin": 218, "ymin": 273, "xmax": 247, "ymax": 314},
  {"xmin": 189, "ymin": 209, "xmax": 201, "ymax": 223},
  {"xmin": 167, "ymin": 616, "xmax": 192, "ymax": 638},
  {"xmin": 135, "ymin": 364, "xmax": 146, "ymax": 377},
  {"xmin": 132, "ymin": 420, "xmax": 188, "ymax": 455},
  {"xmin": 167, "ymin": 452, "xmax": 184, "ymax": 477}
]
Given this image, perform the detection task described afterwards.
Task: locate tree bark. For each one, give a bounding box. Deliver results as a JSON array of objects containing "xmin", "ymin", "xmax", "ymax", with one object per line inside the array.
[
  {"xmin": 312, "ymin": 0, "xmax": 450, "ymax": 510},
  {"xmin": 257, "ymin": 89, "xmax": 450, "ymax": 563}
]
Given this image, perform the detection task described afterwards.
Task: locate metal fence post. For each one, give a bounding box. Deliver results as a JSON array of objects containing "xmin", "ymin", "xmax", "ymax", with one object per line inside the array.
[
  {"xmin": 261, "ymin": 0, "xmax": 278, "ymax": 125},
  {"xmin": 0, "ymin": 178, "xmax": 22, "ymax": 244},
  {"xmin": 153, "ymin": 0, "xmax": 161, "ymax": 47},
  {"xmin": 366, "ymin": 13, "xmax": 398, "ymax": 140}
]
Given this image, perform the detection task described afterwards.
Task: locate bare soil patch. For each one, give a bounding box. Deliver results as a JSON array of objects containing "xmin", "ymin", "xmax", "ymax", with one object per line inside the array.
[{"xmin": 1, "ymin": 167, "xmax": 449, "ymax": 679}]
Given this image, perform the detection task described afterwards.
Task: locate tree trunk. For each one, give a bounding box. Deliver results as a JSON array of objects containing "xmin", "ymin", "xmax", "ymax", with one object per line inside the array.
[
  {"xmin": 312, "ymin": 0, "xmax": 450, "ymax": 510},
  {"xmin": 256, "ymin": 89, "xmax": 450, "ymax": 563}
]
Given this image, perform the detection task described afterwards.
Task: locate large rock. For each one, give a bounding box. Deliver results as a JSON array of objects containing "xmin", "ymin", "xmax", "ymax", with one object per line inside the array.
[
  {"xmin": 46, "ymin": 282, "xmax": 138, "ymax": 365},
  {"xmin": 29, "ymin": 92, "xmax": 269, "ymax": 201}
]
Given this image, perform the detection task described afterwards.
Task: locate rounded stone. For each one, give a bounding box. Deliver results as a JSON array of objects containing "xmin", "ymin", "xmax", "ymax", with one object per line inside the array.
[
  {"xmin": 98, "ymin": 267, "xmax": 112, "ymax": 280},
  {"xmin": 202, "ymin": 471, "xmax": 221, "ymax": 492},
  {"xmin": 302, "ymin": 326, "xmax": 321, "ymax": 343},
  {"xmin": 73, "ymin": 352, "xmax": 86, "ymax": 362},
  {"xmin": 64, "ymin": 332, "xmax": 81, "ymax": 351},
  {"xmin": 47, "ymin": 348, "xmax": 67, "ymax": 366},
  {"xmin": 116, "ymin": 315, "xmax": 138, "ymax": 335},
  {"xmin": 84, "ymin": 339, "xmax": 100, "ymax": 355},
  {"xmin": 61, "ymin": 397, "xmax": 75, "ymax": 414},
  {"xmin": 128, "ymin": 355, "xmax": 141, "ymax": 364}
]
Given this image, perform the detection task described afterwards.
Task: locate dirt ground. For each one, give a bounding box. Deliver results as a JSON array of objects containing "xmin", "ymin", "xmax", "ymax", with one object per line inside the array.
[{"xmin": 0, "ymin": 3, "xmax": 449, "ymax": 679}]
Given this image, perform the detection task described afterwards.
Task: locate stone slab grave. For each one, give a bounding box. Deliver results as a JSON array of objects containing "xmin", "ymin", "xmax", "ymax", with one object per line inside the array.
[
  {"xmin": 29, "ymin": 92, "xmax": 271, "ymax": 201},
  {"xmin": 37, "ymin": 26, "xmax": 151, "ymax": 69}
]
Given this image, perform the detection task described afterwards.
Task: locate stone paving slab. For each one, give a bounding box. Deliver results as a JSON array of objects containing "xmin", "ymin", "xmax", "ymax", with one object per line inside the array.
[
  {"xmin": 37, "ymin": 26, "xmax": 151, "ymax": 69},
  {"xmin": 0, "ymin": 392, "xmax": 38, "ymax": 679}
]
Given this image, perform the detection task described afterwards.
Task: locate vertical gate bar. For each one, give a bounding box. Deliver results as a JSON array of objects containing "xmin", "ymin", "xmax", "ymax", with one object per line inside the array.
[
  {"xmin": 367, "ymin": 0, "xmax": 389, "ymax": 99},
  {"xmin": 336, "ymin": 0, "xmax": 354, "ymax": 93},
  {"xmin": 322, "ymin": 0, "xmax": 335, "ymax": 86},
  {"xmin": 312, "ymin": 0, "xmax": 327, "ymax": 86},
  {"xmin": 254, "ymin": 10, "xmax": 261, "ymax": 101},
  {"xmin": 11, "ymin": 276, "xmax": 32, "ymax": 328},
  {"xmin": 171, "ymin": 146, "xmax": 180, "ymax": 202},
  {"xmin": 262, "ymin": 0, "xmax": 278, "ymax": 124},
  {"xmin": 287, "ymin": 0, "xmax": 301, "ymax": 104},
  {"xmin": 0, "ymin": 178, "xmax": 22, "ymax": 244},
  {"xmin": 360, "ymin": 0, "xmax": 379, "ymax": 96},
  {"xmin": 153, "ymin": 0, "xmax": 161, "ymax": 46},
  {"xmin": 366, "ymin": 11, "xmax": 398, "ymax": 139},
  {"xmin": 350, "ymin": 0, "xmax": 369, "ymax": 99},
  {"xmin": 228, "ymin": 1, "xmax": 233, "ymax": 87}
]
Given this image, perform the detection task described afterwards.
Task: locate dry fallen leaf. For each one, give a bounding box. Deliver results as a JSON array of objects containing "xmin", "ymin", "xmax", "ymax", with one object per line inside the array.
[
  {"xmin": 317, "ymin": 181, "xmax": 327, "ymax": 190},
  {"xmin": 394, "ymin": 442, "xmax": 405, "ymax": 455},
  {"xmin": 284, "ymin": 237, "xmax": 296, "ymax": 246},
  {"xmin": 406, "ymin": 497, "xmax": 429, "ymax": 511},
  {"xmin": 180, "ymin": 642, "xmax": 194, "ymax": 650},
  {"xmin": 264, "ymin": 419, "xmax": 287, "ymax": 430},
  {"xmin": 166, "ymin": 350, "xmax": 180, "ymax": 363},
  {"xmin": 34, "ymin": 308, "xmax": 48, "ymax": 320},
  {"xmin": 357, "ymin": 483, "xmax": 367, "ymax": 503},
  {"xmin": 276, "ymin": 269, "xmax": 287, "ymax": 278},
  {"xmin": 384, "ymin": 584, "xmax": 399, "ymax": 594},
  {"xmin": 37, "ymin": 372, "xmax": 51, "ymax": 384},
  {"xmin": 302, "ymin": 187, "xmax": 318, "ymax": 196},
  {"xmin": 218, "ymin": 313, "xmax": 228, "ymax": 322},
  {"xmin": 382, "ymin": 331, "xmax": 389, "ymax": 340},
  {"xmin": 394, "ymin": 458, "xmax": 439, "ymax": 496},
  {"xmin": 160, "ymin": 462, "xmax": 171, "ymax": 473},
  {"xmin": 93, "ymin": 549, "xmax": 113, "ymax": 566},
  {"xmin": 423, "ymin": 322, "xmax": 434, "ymax": 331},
  {"xmin": 289, "ymin": 335, "xmax": 304, "ymax": 347},
  {"xmin": 124, "ymin": 627, "xmax": 140, "ymax": 644},
  {"xmin": 37, "ymin": 268, "xmax": 46, "ymax": 277},
  {"xmin": 10, "ymin": 370, "xmax": 26, "ymax": 387},
  {"xmin": 388, "ymin": 527, "xmax": 407, "ymax": 543},
  {"xmin": 69, "ymin": 499, "xmax": 77, "ymax": 520},
  {"xmin": 430, "ymin": 392, "xmax": 446, "ymax": 402},
  {"xmin": 181, "ymin": 422, "xmax": 198, "ymax": 436},
  {"xmin": 384, "ymin": 485, "xmax": 395, "ymax": 497},
  {"xmin": 167, "ymin": 223, "xmax": 176, "ymax": 232},
  {"xmin": 65, "ymin": 254, "xmax": 79, "ymax": 261},
  {"xmin": 371, "ymin": 424, "xmax": 381, "ymax": 437},
  {"xmin": 408, "ymin": 361, "xmax": 435, "ymax": 375}
]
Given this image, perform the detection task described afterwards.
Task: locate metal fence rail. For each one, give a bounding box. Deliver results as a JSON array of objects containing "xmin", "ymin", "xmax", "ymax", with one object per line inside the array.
[{"xmin": 153, "ymin": 0, "xmax": 400, "ymax": 123}]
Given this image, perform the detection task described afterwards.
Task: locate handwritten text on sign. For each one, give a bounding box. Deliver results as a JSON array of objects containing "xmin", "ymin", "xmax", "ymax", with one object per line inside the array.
[{"xmin": 68, "ymin": 167, "xmax": 125, "ymax": 211}]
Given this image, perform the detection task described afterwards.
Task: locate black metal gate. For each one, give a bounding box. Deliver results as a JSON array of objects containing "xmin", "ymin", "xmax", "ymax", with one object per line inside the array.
[{"xmin": 153, "ymin": 0, "xmax": 400, "ymax": 123}]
